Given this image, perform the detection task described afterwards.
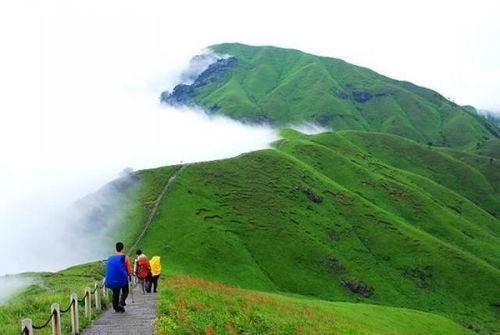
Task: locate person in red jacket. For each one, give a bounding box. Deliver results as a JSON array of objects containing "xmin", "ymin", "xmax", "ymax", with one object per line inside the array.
[
  {"xmin": 134, "ymin": 250, "xmax": 151, "ymax": 294},
  {"xmin": 110, "ymin": 242, "xmax": 132, "ymax": 311}
]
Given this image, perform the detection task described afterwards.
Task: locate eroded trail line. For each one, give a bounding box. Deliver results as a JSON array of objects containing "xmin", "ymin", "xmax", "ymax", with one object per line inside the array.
[
  {"xmin": 82, "ymin": 286, "xmax": 157, "ymax": 335},
  {"xmin": 84, "ymin": 165, "xmax": 187, "ymax": 334},
  {"xmin": 129, "ymin": 164, "xmax": 187, "ymax": 252}
]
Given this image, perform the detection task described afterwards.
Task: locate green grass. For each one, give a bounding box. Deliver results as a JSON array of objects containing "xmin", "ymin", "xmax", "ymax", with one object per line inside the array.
[
  {"xmin": 4, "ymin": 129, "xmax": 499, "ymax": 334},
  {"xmin": 0, "ymin": 165, "xmax": 180, "ymax": 334},
  {"xmin": 163, "ymin": 42, "xmax": 500, "ymax": 154},
  {"xmin": 106, "ymin": 165, "xmax": 178, "ymax": 247},
  {"xmin": 0, "ymin": 262, "xmax": 108, "ymax": 335},
  {"xmin": 154, "ymin": 276, "xmax": 472, "ymax": 335},
  {"xmin": 128, "ymin": 130, "xmax": 499, "ymax": 333}
]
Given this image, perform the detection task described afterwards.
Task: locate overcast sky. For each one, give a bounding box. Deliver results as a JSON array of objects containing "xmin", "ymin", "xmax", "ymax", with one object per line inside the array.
[
  {"xmin": 1, "ymin": 0, "xmax": 499, "ymax": 169},
  {"xmin": 0, "ymin": 0, "xmax": 499, "ymax": 276},
  {"xmin": 1, "ymin": 0, "xmax": 499, "ymax": 164}
]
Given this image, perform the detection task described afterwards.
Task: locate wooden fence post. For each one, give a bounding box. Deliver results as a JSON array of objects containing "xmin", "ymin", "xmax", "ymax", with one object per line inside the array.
[
  {"xmin": 51, "ymin": 303, "xmax": 61, "ymax": 335},
  {"xmin": 21, "ymin": 319, "xmax": 33, "ymax": 335},
  {"xmin": 94, "ymin": 282, "xmax": 101, "ymax": 310},
  {"xmin": 102, "ymin": 278, "xmax": 107, "ymax": 297},
  {"xmin": 84, "ymin": 288, "xmax": 92, "ymax": 318},
  {"xmin": 70, "ymin": 293, "xmax": 79, "ymax": 335}
]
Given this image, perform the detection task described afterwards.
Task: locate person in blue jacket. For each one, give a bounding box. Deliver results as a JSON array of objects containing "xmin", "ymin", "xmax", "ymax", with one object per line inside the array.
[{"xmin": 105, "ymin": 242, "xmax": 133, "ymax": 312}]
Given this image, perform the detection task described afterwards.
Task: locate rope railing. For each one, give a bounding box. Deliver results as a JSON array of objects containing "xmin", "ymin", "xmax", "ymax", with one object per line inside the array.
[
  {"xmin": 18, "ymin": 167, "xmax": 182, "ymax": 334},
  {"xmin": 59, "ymin": 300, "xmax": 74, "ymax": 314},
  {"xmin": 31, "ymin": 311, "xmax": 54, "ymax": 330},
  {"xmin": 20, "ymin": 281, "xmax": 108, "ymax": 335},
  {"xmin": 91, "ymin": 285, "xmax": 99, "ymax": 295}
]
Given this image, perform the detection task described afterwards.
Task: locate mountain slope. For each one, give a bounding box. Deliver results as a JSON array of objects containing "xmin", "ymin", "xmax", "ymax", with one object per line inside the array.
[
  {"xmin": 113, "ymin": 130, "xmax": 499, "ymax": 333},
  {"xmin": 160, "ymin": 43, "xmax": 500, "ymax": 153},
  {"xmin": 155, "ymin": 276, "xmax": 473, "ymax": 334},
  {"xmin": 0, "ymin": 263, "xmax": 106, "ymax": 334}
]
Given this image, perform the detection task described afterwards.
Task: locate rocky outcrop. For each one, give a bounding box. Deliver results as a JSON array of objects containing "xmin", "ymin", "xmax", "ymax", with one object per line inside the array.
[
  {"xmin": 161, "ymin": 84, "xmax": 195, "ymax": 105},
  {"xmin": 293, "ymin": 184, "xmax": 323, "ymax": 203},
  {"xmin": 327, "ymin": 256, "xmax": 346, "ymax": 273},
  {"xmin": 342, "ymin": 279, "xmax": 374, "ymax": 297},
  {"xmin": 160, "ymin": 57, "xmax": 238, "ymax": 106},
  {"xmin": 192, "ymin": 57, "xmax": 238, "ymax": 88},
  {"xmin": 352, "ymin": 91, "xmax": 373, "ymax": 103},
  {"xmin": 334, "ymin": 90, "xmax": 349, "ymax": 99}
]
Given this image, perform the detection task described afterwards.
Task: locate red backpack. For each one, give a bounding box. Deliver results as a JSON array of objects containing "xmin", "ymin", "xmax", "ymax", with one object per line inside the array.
[{"xmin": 137, "ymin": 256, "xmax": 149, "ymax": 279}]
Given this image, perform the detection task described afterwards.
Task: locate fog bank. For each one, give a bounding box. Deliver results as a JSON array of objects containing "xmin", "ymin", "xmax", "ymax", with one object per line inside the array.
[
  {"xmin": 0, "ymin": 277, "xmax": 35, "ymax": 305},
  {"xmin": 0, "ymin": 100, "xmax": 278, "ymax": 277},
  {"xmin": 2, "ymin": 0, "xmax": 498, "ymax": 292},
  {"xmin": 0, "ymin": 40, "xmax": 278, "ymax": 280}
]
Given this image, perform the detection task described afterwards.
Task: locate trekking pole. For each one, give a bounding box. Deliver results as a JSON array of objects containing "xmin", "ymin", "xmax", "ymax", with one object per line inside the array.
[{"xmin": 129, "ymin": 278, "xmax": 135, "ymax": 303}]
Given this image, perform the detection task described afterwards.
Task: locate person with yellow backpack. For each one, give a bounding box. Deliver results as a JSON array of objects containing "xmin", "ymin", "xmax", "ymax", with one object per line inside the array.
[{"xmin": 149, "ymin": 256, "xmax": 161, "ymax": 293}]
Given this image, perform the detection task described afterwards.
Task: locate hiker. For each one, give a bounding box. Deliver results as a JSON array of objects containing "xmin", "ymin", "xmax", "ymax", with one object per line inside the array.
[
  {"xmin": 105, "ymin": 242, "xmax": 133, "ymax": 312},
  {"xmin": 134, "ymin": 250, "xmax": 151, "ymax": 294},
  {"xmin": 149, "ymin": 256, "xmax": 161, "ymax": 293}
]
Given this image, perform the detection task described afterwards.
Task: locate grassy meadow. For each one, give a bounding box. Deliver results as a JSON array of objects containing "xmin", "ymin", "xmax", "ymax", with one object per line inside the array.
[
  {"xmin": 154, "ymin": 276, "xmax": 472, "ymax": 335},
  {"xmin": 0, "ymin": 262, "xmax": 107, "ymax": 335}
]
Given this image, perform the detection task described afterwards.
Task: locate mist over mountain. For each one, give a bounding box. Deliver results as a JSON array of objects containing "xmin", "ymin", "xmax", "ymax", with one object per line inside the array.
[
  {"xmin": 67, "ymin": 127, "xmax": 499, "ymax": 333},
  {"xmin": 161, "ymin": 43, "xmax": 500, "ymax": 157},
  {"xmin": 2, "ymin": 41, "xmax": 499, "ymax": 334},
  {"xmin": 0, "ymin": 99, "xmax": 277, "ymax": 278}
]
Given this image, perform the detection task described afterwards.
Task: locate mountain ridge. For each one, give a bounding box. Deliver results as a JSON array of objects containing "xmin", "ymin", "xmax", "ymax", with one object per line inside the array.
[
  {"xmin": 114, "ymin": 129, "xmax": 500, "ymax": 333},
  {"xmin": 161, "ymin": 43, "xmax": 500, "ymax": 155}
]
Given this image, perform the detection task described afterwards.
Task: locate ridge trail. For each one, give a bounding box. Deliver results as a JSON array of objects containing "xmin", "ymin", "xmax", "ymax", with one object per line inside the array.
[
  {"xmin": 84, "ymin": 164, "xmax": 187, "ymax": 334},
  {"xmin": 129, "ymin": 164, "xmax": 187, "ymax": 252},
  {"xmin": 81, "ymin": 286, "xmax": 157, "ymax": 335}
]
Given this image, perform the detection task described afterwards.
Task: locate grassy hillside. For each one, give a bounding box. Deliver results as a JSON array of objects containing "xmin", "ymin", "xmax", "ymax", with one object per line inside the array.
[
  {"xmin": 4, "ymin": 129, "xmax": 496, "ymax": 333},
  {"xmin": 161, "ymin": 43, "xmax": 500, "ymax": 153},
  {"xmin": 0, "ymin": 166, "xmax": 181, "ymax": 334},
  {"xmin": 0, "ymin": 263, "xmax": 107, "ymax": 335},
  {"xmin": 154, "ymin": 276, "xmax": 472, "ymax": 335},
  {"xmin": 111, "ymin": 130, "xmax": 500, "ymax": 333}
]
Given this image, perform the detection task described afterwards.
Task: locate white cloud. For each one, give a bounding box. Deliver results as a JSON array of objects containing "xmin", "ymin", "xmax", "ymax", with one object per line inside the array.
[
  {"xmin": 0, "ymin": 3, "xmax": 279, "ymax": 279},
  {"xmin": 0, "ymin": 0, "xmax": 499, "ymax": 284},
  {"xmin": 0, "ymin": 276, "xmax": 34, "ymax": 305},
  {"xmin": 0, "ymin": 96, "xmax": 278, "ymax": 277}
]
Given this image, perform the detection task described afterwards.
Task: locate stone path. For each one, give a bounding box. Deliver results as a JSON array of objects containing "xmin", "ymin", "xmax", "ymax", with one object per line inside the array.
[
  {"xmin": 83, "ymin": 163, "xmax": 187, "ymax": 334},
  {"xmin": 82, "ymin": 286, "xmax": 158, "ymax": 335}
]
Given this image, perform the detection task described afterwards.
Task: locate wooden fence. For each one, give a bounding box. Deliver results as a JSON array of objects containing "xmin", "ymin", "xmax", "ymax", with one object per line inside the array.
[{"xmin": 20, "ymin": 279, "xmax": 108, "ymax": 335}]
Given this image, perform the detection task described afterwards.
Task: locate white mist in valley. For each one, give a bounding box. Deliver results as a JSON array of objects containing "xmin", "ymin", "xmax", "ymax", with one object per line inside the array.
[
  {"xmin": 0, "ymin": 96, "xmax": 278, "ymax": 279},
  {"xmin": 4, "ymin": 0, "xmax": 498, "ymax": 304},
  {"xmin": 0, "ymin": 277, "xmax": 35, "ymax": 305},
  {"xmin": 0, "ymin": 6, "xmax": 278, "ymax": 286}
]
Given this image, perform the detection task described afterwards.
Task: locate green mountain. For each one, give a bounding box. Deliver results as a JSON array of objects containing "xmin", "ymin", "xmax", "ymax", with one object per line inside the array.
[
  {"xmin": 161, "ymin": 43, "xmax": 500, "ymax": 154},
  {"xmin": 5, "ymin": 130, "xmax": 498, "ymax": 333},
  {"xmin": 6, "ymin": 43, "xmax": 499, "ymax": 334},
  {"xmin": 108, "ymin": 130, "xmax": 499, "ymax": 333}
]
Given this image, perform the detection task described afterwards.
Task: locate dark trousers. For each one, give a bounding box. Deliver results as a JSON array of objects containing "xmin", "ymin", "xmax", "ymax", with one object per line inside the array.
[
  {"xmin": 112, "ymin": 283, "xmax": 129, "ymax": 310},
  {"xmin": 151, "ymin": 275, "xmax": 160, "ymax": 292}
]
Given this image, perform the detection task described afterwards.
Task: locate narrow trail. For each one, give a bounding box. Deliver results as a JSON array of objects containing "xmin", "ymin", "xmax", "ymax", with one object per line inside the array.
[
  {"xmin": 129, "ymin": 164, "xmax": 187, "ymax": 252},
  {"xmin": 81, "ymin": 286, "xmax": 158, "ymax": 335},
  {"xmin": 84, "ymin": 164, "xmax": 187, "ymax": 335}
]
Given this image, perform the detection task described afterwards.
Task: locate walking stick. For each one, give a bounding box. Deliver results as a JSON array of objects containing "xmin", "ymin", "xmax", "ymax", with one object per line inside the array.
[{"xmin": 129, "ymin": 277, "xmax": 135, "ymax": 303}]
